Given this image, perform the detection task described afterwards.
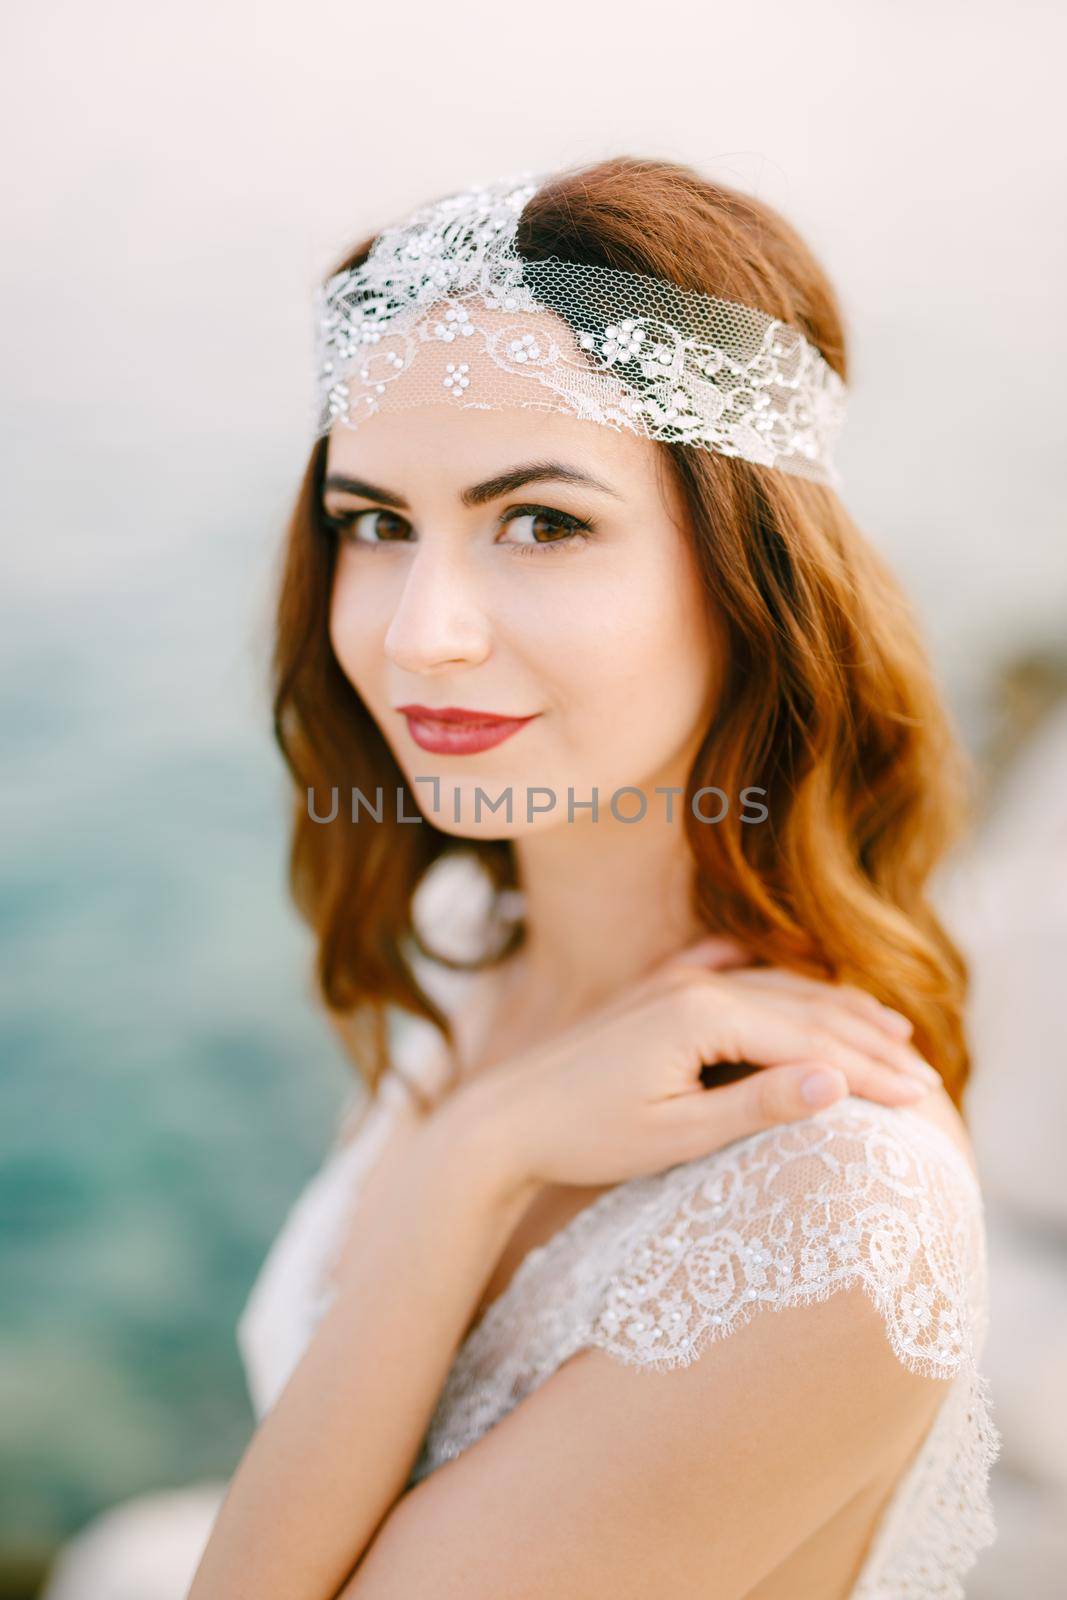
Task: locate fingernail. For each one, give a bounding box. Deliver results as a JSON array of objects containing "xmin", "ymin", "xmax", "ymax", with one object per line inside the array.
[
  {"xmin": 905, "ymin": 1056, "xmax": 941, "ymax": 1086},
  {"xmin": 882, "ymin": 1008, "xmax": 914, "ymax": 1036},
  {"xmin": 800, "ymin": 1070, "xmax": 843, "ymax": 1108}
]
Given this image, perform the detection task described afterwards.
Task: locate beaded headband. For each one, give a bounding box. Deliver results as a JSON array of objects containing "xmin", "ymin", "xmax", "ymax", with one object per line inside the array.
[{"xmin": 311, "ymin": 170, "xmax": 847, "ymax": 487}]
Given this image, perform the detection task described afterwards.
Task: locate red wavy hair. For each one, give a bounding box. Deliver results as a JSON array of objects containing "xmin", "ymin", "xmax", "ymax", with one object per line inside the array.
[{"xmin": 270, "ymin": 155, "xmax": 975, "ymax": 1110}]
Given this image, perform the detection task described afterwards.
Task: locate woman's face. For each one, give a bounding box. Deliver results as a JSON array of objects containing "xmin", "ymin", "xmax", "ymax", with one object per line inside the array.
[{"xmin": 324, "ymin": 400, "xmax": 722, "ymax": 839}]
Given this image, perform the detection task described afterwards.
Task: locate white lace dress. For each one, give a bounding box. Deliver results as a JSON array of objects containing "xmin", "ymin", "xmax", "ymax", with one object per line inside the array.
[{"xmin": 237, "ymin": 983, "xmax": 1001, "ymax": 1598}]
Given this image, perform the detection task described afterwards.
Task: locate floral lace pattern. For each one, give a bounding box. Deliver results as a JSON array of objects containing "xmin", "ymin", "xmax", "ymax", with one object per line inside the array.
[
  {"xmin": 312, "ymin": 171, "xmax": 848, "ymax": 486},
  {"xmin": 406, "ymin": 1098, "xmax": 1000, "ymax": 1598},
  {"xmin": 237, "ymin": 1043, "xmax": 999, "ymax": 1597}
]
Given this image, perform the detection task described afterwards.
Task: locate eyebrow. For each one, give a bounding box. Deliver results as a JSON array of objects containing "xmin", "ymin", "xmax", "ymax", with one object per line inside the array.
[{"xmin": 321, "ymin": 459, "xmax": 624, "ymax": 511}]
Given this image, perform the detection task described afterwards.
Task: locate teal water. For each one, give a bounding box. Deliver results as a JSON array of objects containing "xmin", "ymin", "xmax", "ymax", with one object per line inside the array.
[{"xmin": 0, "ymin": 514, "xmax": 349, "ymax": 1547}]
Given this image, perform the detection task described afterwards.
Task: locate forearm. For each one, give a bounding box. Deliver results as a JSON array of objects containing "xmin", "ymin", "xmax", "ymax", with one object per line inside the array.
[{"xmin": 188, "ymin": 1085, "xmax": 531, "ymax": 1600}]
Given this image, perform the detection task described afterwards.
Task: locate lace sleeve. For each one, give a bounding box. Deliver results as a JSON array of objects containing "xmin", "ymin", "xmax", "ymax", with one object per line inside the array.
[
  {"xmin": 585, "ymin": 1098, "xmax": 983, "ymax": 1377},
  {"xmin": 582, "ymin": 1096, "xmax": 1001, "ymax": 1597}
]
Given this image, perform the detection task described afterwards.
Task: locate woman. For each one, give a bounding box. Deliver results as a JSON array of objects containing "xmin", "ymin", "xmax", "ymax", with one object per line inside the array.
[{"xmin": 190, "ymin": 158, "xmax": 999, "ymax": 1597}]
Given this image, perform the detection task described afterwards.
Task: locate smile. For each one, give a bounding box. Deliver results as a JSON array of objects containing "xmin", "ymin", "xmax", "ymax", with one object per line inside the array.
[{"xmin": 395, "ymin": 705, "xmax": 540, "ymax": 755}]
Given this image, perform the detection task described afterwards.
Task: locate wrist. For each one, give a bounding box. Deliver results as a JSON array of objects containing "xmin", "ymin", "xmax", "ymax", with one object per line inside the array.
[{"xmin": 425, "ymin": 1071, "xmax": 539, "ymax": 1214}]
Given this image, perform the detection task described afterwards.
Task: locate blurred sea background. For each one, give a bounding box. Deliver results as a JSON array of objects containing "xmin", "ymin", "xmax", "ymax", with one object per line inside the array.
[
  {"xmin": 3, "ymin": 1, "xmax": 1065, "ymax": 1595},
  {"xmin": 1, "ymin": 473, "xmax": 350, "ymax": 1563}
]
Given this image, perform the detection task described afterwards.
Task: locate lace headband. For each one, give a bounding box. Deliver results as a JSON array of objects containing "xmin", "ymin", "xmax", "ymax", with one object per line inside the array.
[{"xmin": 311, "ymin": 171, "xmax": 847, "ymax": 487}]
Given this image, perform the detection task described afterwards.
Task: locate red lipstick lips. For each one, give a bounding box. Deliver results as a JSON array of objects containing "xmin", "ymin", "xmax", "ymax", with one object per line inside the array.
[{"xmin": 395, "ymin": 704, "xmax": 539, "ymax": 755}]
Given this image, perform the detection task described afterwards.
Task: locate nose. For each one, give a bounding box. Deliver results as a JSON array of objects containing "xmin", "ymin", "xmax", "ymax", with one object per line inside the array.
[{"xmin": 383, "ymin": 539, "xmax": 492, "ymax": 674}]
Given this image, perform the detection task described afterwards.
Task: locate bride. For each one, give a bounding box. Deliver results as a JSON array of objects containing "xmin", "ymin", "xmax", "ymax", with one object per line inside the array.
[{"xmin": 188, "ymin": 158, "xmax": 999, "ymax": 1598}]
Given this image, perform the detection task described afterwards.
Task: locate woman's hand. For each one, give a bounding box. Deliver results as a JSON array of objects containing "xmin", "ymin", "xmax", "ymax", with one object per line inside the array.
[{"xmin": 447, "ymin": 937, "xmax": 940, "ymax": 1201}]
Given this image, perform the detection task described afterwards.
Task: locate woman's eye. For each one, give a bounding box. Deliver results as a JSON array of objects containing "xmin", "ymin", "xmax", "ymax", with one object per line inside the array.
[
  {"xmin": 325, "ymin": 508, "xmax": 410, "ymax": 546},
  {"xmin": 322, "ymin": 503, "xmax": 593, "ymax": 556},
  {"xmin": 499, "ymin": 506, "xmax": 594, "ymax": 556}
]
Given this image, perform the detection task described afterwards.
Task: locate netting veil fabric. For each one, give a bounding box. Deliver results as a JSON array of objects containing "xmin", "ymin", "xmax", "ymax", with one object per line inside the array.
[{"xmin": 311, "ymin": 171, "xmax": 848, "ymax": 487}]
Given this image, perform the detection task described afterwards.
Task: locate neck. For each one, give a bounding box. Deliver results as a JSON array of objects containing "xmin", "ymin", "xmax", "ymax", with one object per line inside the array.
[{"xmin": 502, "ymin": 805, "xmax": 709, "ymax": 1032}]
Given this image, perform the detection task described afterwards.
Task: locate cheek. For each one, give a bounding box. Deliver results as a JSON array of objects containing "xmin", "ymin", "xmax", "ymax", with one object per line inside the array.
[
  {"xmin": 327, "ymin": 561, "xmax": 380, "ymax": 691},
  {"xmin": 541, "ymin": 557, "xmax": 717, "ymax": 730}
]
